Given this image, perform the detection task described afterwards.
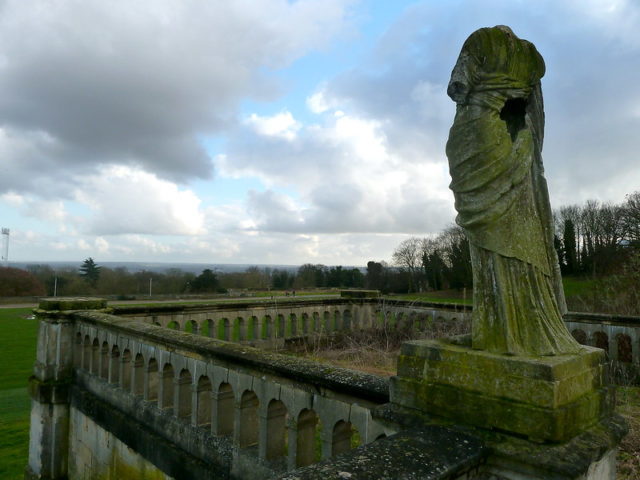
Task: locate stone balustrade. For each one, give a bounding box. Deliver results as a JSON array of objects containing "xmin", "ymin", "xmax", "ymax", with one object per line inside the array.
[
  {"xmin": 69, "ymin": 308, "xmax": 390, "ymax": 478},
  {"xmin": 565, "ymin": 312, "xmax": 640, "ymax": 367},
  {"xmin": 112, "ymin": 298, "xmax": 471, "ymax": 346},
  {"xmin": 114, "ymin": 299, "xmax": 640, "ymax": 372}
]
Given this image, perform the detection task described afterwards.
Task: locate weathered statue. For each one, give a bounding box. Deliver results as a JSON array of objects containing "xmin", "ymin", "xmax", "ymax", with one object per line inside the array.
[{"xmin": 445, "ymin": 26, "xmax": 581, "ymax": 355}]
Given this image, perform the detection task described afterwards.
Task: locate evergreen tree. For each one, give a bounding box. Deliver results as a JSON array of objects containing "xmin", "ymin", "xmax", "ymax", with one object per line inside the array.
[
  {"xmin": 563, "ymin": 218, "xmax": 577, "ymax": 274},
  {"xmin": 79, "ymin": 257, "xmax": 101, "ymax": 288},
  {"xmin": 191, "ymin": 269, "xmax": 220, "ymax": 292}
]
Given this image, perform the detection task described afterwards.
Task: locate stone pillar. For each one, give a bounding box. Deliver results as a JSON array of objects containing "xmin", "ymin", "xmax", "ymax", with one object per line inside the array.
[
  {"xmin": 609, "ymin": 332, "xmax": 618, "ymax": 362},
  {"xmin": 191, "ymin": 384, "xmax": 199, "ymax": 426},
  {"xmin": 258, "ymin": 411, "xmax": 269, "ymax": 460},
  {"xmin": 320, "ymin": 423, "xmax": 332, "ymax": 459},
  {"xmin": 211, "ymin": 386, "xmax": 234, "ymax": 436},
  {"xmin": 286, "ymin": 417, "xmax": 298, "ymax": 471},
  {"xmin": 25, "ymin": 297, "xmax": 107, "ymax": 480},
  {"xmin": 142, "ymin": 364, "xmax": 151, "ymax": 400}
]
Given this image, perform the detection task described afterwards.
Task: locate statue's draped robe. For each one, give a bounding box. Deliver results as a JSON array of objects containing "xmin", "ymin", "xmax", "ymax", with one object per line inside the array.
[{"xmin": 446, "ymin": 27, "xmax": 580, "ymax": 355}]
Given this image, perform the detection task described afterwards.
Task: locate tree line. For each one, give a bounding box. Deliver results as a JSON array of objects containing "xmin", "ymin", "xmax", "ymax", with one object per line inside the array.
[
  {"xmin": 388, "ymin": 190, "xmax": 640, "ymax": 294},
  {"xmin": 389, "ymin": 225, "xmax": 473, "ymax": 293},
  {"xmin": 0, "ymin": 259, "xmax": 370, "ymax": 297},
  {"xmin": 553, "ymin": 191, "xmax": 640, "ymax": 276}
]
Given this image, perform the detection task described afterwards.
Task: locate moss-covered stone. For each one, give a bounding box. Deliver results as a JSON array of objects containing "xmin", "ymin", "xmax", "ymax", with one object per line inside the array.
[
  {"xmin": 391, "ymin": 339, "xmax": 614, "ymax": 442},
  {"xmin": 28, "ymin": 375, "xmax": 71, "ymax": 404},
  {"xmin": 277, "ymin": 425, "xmax": 486, "ymax": 480},
  {"xmin": 397, "ymin": 338, "xmax": 605, "ymax": 408},
  {"xmin": 374, "ymin": 402, "xmax": 628, "ymax": 479},
  {"xmin": 446, "ymin": 26, "xmax": 579, "ymax": 356},
  {"xmin": 38, "ymin": 297, "xmax": 108, "ymax": 312},
  {"xmin": 74, "ymin": 310, "xmax": 389, "ymax": 403}
]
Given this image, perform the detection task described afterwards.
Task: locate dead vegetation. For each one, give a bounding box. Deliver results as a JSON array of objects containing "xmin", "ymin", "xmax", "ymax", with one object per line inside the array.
[
  {"xmin": 617, "ymin": 387, "xmax": 640, "ymax": 479},
  {"xmin": 288, "ymin": 315, "xmax": 470, "ymax": 377}
]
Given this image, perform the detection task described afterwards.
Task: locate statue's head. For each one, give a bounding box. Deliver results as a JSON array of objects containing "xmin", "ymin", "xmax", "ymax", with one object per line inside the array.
[{"xmin": 447, "ymin": 26, "xmax": 545, "ymax": 106}]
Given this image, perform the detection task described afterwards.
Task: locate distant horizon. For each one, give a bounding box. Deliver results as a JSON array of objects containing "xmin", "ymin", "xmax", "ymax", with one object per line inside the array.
[{"xmin": 4, "ymin": 260, "xmax": 368, "ymax": 274}]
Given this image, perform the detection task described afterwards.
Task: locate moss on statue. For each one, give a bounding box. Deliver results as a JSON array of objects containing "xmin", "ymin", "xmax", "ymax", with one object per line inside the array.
[{"xmin": 445, "ymin": 25, "xmax": 579, "ymax": 356}]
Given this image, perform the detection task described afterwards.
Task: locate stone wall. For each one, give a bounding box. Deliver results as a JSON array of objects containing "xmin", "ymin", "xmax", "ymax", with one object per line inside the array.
[
  {"xmin": 68, "ymin": 406, "xmax": 171, "ymax": 480},
  {"xmin": 69, "ymin": 308, "xmax": 390, "ymax": 478}
]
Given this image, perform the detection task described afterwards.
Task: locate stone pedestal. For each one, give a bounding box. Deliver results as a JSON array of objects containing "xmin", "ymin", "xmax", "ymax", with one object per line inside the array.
[
  {"xmin": 391, "ymin": 336, "xmax": 614, "ymax": 443},
  {"xmin": 25, "ymin": 297, "xmax": 107, "ymax": 480},
  {"xmin": 387, "ymin": 336, "xmax": 626, "ymax": 479}
]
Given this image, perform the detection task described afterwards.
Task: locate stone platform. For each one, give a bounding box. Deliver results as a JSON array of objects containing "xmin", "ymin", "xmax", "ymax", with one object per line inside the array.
[{"xmin": 390, "ymin": 336, "xmax": 615, "ymax": 443}]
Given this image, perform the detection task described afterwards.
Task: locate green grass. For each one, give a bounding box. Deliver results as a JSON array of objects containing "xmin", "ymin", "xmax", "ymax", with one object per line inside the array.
[
  {"xmin": 389, "ymin": 278, "xmax": 596, "ymax": 306},
  {"xmin": 0, "ymin": 307, "xmax": 38, "ymax": 479},
  {"xmin": 562, "ymin": 276, "xmax": 597, "ymax": 299}
]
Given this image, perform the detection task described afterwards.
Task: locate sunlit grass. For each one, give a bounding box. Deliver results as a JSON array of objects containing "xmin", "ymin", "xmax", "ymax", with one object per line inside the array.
[{"xmin": 0, "ymin": 307, "xmax": 37, "ymax": 479}]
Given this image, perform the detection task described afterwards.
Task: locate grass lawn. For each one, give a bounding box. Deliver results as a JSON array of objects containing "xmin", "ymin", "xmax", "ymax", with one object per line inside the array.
[
  {"xmin": 0, "ymin": 307, "xmax": 38, "ymax": 479},
  {"xmin": 562, "ymin": 276, "xmax": 597, "ymax": 299},
  {"xmin": 389, "ymin": 277, "xmax": 596, "ymax": 307}
]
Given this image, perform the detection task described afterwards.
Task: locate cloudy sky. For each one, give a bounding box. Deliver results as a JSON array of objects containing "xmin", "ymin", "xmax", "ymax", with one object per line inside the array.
[{"xmin": 1, "ymin": 0, "xmax": 639, "ymax": 266}]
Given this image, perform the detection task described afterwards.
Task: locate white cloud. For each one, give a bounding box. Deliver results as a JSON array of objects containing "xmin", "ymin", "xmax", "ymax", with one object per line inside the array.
[
  {"xmin": 73, "ymin": 166, "xmax": 205, "ymax": 235},
  {"xmin": 1, "ymin": 192, "xmax": 68, "ymax": 223},
  {"xmin": 95, "ymin": 237, "xmax": 109, "ymax": 253},
  {"xmin": 246, "ymin": 111, "xmax": 301, "ymax": 140},
  {"xmin": 222, "ymin": 106, "xmax": 454, "ymax": 235},
  {"xmin": 306, "ymin": 90, "xmax": 332, "ymax": 114},
  {"xmin": 0, "ymin": 0, "xmax": 355, "ymax": 194}
]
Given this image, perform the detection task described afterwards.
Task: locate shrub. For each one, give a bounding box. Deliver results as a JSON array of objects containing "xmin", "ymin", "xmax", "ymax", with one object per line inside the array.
[{"xmin": 0, "ymin": 267, "xmax": 46, "ymax": 297}]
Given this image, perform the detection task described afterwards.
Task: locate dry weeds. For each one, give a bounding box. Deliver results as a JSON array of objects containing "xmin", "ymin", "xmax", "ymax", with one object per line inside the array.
[
  {"xmin": 617, "ymin": 387, "xmax": 640, "ymax": 479},
  {"xmin": 292, "ymin": 315, "xmax": 470, "ymax": 377}
]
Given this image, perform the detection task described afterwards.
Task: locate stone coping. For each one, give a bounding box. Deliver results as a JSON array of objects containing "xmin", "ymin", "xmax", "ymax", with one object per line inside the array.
[
  {"xmin": 71, "ymin": 310, "xmax": 390, "ymax": 403},
  {"xmin": 38, "ymin": 297, "xmax": 108, "ymax": 312},
  {"xmin": 112, "ymin": 297, "xmax": 370, "ymax": 315},
  {"xmin": 112, "ymin": 297, "xmax": 640, "ymax": 326},
  {"xmin": 276, "ymin": 426, "xmax": 486, "ymax": 480},
  {"xmin": 374, "ymin": 403, "xmax": 628, "ymax": 480},
  {"xmin": 564, "ymin": 311, "xmax": 640, "ymax": 326},
  {"xmin": 111, "ymin": 298, "xmax": 470, "ymax": 316}
]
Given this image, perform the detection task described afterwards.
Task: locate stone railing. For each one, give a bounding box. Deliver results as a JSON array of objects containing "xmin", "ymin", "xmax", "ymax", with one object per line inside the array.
[
  {"xmin": 113, "ymin": 298, "xmax": 373, "ymax": 345},
  {"xmin": 565, "ymin": 312, "xmax": 640, "ymax": 370},
  {"xmin": 114, "ymin": 298, "xmax": 640, "ymax": 370},
  {"xmin": 111, "ymin": 298, "xmax": 471, "ymax": 346},
  {"xmin": 70, "ymin": 307, "xmax": 391, "ymax": 478},
  {"xmin": 113, "ymin": 298, "xmax": 640, "ymax": 371}
]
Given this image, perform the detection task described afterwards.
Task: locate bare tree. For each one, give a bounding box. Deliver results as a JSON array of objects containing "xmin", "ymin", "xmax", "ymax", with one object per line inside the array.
[
  {"xmin": 622, "ymin": 191, "xmax": 640, "ymax": 245},
  {"xmin": 392, "ymin": 237, "xmax": 422, "ymax": 292}
]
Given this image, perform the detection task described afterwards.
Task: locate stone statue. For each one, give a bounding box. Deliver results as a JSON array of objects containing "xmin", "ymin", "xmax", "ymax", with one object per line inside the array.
[{"xmin": 445, "ymin": 26, "xmax": 581, "ymax": 355}]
